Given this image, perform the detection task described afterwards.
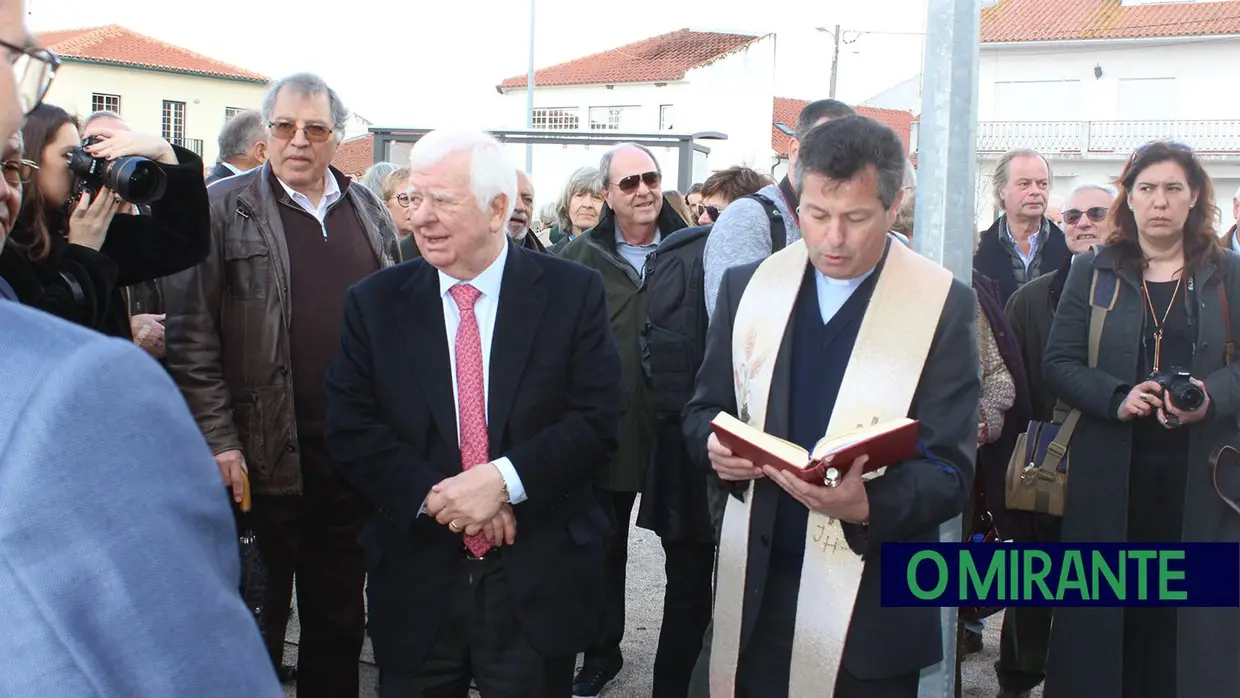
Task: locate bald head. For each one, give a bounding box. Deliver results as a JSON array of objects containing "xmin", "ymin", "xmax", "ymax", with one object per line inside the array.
[{"xmin": 508, "ymin": 169, "xmax": 535, "ymax": 238}]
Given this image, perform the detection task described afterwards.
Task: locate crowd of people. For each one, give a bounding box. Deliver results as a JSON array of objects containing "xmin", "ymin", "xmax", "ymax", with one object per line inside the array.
[{"xmin": 1, "ymin": 2, "xmax": 1239, "ymax": 696}]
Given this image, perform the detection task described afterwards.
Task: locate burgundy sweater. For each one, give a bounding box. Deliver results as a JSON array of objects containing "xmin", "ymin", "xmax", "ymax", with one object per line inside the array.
[{"xmin": 274, "ymin": 170, "xmax": 379, "ymax": 441}]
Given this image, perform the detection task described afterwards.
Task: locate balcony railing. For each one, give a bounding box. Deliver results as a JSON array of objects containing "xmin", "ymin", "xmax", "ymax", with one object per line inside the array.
[
  {"xmin": 169, "ymin": 137, "xmax": 204, "ymax": 157},
  {"xmin": 910, "ymin": 120, "xmax": 1240, "ymax": 156}
]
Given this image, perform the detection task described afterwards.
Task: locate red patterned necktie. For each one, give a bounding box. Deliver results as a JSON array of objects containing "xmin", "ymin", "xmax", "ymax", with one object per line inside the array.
[{"xmin": 449, "ymin": 283, "xmax": 492, "ymax": 557}]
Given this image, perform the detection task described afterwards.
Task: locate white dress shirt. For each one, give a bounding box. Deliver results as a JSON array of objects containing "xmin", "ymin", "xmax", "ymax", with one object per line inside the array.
[
  {"xmin": 276, "ymin": 172, "xmax": 342, "ymax": 238},
  {"xmin": 431, "ymin": 241, "xmax": 526, "ymax": 505},
  {"xmin": 222, "ymin": 161, "xmax": 245, "ymax": 176},
  {"xmin": 814, "ymin": 265, "xmax": 876, "ymax": 325}
]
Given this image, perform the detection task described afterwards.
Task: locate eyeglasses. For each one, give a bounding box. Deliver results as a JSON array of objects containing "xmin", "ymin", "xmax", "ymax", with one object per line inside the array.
[
  {"xmin": 704, "ymin": 204, "xmax": 722, "ymax": 222},
  {"xmin": 0, "ymin": 39, "xmax": 59, "ymax": 116},
  {"xmin": 0, "ymin": 158, "xmax": 36, "ymax": 187},
  {"xmin": 392, "ymin": 192, "xmax": 410, "ymax": 208},
  {"xmin": 267, "ymin": 121, "xmax": 335, "ymax": 143},
  {"xmin": 1063, "ymin": 206, "xmax": 1108, "ymax": 226},
  {"xmin": 614, "ymin": 170, "xmax": 661, "ymax": 193}
]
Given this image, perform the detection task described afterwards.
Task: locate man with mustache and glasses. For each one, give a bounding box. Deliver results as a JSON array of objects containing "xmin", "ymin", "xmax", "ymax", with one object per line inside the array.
[
  {"xmin": 559, "ymin": 142, "xmax": 689, "ymax": 697},
  {"xmin": 999, "ymin": 182, "xmax": 1116, "ymax": 698},
  {"xmin": 974, "ymin": 149, "xmax": 1071, "ymax": 307},
  {"xmin": 0, "ymin": 0, "xmax": 282, "ymax": 695},
  {"xmin": 507, "ymin": 168, "xmax": 547, "ymax": 253},
  {"xmin": 165, "ymin": 72, "xmax": 400, "ymax": 697}
]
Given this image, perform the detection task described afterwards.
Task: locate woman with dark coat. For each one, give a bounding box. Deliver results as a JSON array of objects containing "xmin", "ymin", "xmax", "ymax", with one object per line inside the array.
[
  {"xmin": 0, "ymin": 103, "xmax": 209, "ymax": 339},
  {"xmin": 1043, "ymin": 141, "xmax": 1240, "ymax": 697}
]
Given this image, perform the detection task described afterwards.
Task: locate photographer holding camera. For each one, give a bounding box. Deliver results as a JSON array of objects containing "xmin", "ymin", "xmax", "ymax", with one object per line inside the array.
[
  {"xmin": 1042, "ymin": 141, "xmax": 1240, "ymax": 698},
  {"xmin": 0, "ymin": 102, "xmax": 208, "ymax": 338}
]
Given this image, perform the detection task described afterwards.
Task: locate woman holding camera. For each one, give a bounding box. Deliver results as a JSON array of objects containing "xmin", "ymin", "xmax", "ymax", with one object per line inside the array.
[
  {"xmin": 0, "ymin": 103, "xmax": 209, "ymax": 338},
  {"xmin": 1042, "ymin": 141, "xmax": 1240, "ymax": 697}
]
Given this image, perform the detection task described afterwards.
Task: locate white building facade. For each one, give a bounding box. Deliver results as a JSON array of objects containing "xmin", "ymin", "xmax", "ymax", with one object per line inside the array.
[
  {"xmin": 941, "ymin": 33, "xmax": 1240, "ymax": 230},
  {"xmin": 492, "ymin": 32, "xmax": 777, "ymax": 200}
]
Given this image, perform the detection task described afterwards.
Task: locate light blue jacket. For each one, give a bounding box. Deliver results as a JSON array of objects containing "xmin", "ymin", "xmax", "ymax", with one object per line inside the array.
[{"xmin": 0, "ymin": 300, "xmax": 281, "ymax": 697}]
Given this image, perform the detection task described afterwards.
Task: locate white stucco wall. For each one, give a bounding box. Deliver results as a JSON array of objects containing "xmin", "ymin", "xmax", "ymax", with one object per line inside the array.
[
  {"xmin": 492, "ymin": 34, "xmax": 777, "ymax": 200},
  {"xmin": 43, "ymin": 61, "xmax": 268, "ymax": 168}
]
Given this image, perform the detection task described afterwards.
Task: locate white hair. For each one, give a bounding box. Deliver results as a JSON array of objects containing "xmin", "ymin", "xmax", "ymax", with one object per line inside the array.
[
  {"xmin": 408, "ymin": 130, "xmax": 517, "ymax": 223},
  {"xmin": 1233, "ymin": 182, "xmax": 1240, "ymax": 201},
  {"xmin": 902, "ymin": 158, "xmax": 916, "ymax": 190},
  {"xmin": 1066, "ymin": 182, "xmax": 1117, "ymax": 203}
]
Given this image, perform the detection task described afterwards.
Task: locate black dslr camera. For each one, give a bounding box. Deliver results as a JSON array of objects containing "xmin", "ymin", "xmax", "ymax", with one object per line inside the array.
[
  {"xmin": 1149, "ymin": 367, "xmax": 1205, "ymax": 412},
  {"xmin": 67, "ymin": 136, "xmax": 167, "ymax": 205}
]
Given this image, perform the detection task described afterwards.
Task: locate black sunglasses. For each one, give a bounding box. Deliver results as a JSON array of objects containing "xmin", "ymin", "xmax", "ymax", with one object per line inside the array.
[
  {"xmin": 704, "ymin": 204, "xmax": 722, "ymax": 222},
  {"xmin": 1063, "ymin": 206, "xmax": 1109, "ymax": 226},
  {"xmin": 614, "ymin": 170, "xmax": 660, "ymax": 193}
]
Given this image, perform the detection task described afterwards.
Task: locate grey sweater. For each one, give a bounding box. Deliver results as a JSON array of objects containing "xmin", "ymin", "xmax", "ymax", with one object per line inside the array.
[{"xmin": 701, "ymin": 182, "xmax": 802, "ymax": 320}]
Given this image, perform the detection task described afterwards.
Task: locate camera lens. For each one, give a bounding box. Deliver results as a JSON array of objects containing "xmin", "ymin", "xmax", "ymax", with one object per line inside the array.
[
  {"xmin": 107, "ymin": 157, "xmax": 167, "ymax": 204},
  {"xmin": 1174, "ymin": 384, "xmax": 1205, "ymax": 411}
]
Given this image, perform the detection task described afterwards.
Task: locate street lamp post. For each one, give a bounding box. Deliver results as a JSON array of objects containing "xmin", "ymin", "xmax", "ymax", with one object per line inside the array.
[
  {"xmin": 815, "ymin": 25, "xmax": 841, "ymax": 99},
  {"xmin": 525, "ymin": 0, "xmax": 535, "ymax": 172}
]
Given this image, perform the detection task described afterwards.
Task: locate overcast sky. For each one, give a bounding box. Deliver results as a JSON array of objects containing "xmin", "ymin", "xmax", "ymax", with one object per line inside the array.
[{"xmin": 28, "ymin": 0, "xmax": 929, "ymax": 127}]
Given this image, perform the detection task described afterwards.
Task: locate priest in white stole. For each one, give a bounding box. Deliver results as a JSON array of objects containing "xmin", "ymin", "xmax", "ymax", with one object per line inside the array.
[{"xmin": 682, "ymin": 115, "xmax": 982, "ymax": 698}]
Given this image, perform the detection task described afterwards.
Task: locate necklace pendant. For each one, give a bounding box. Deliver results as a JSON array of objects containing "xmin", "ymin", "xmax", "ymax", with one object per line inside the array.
[{"xmin": 1188, "ymin": 277, "xmax": 1194, "ymax": 292}]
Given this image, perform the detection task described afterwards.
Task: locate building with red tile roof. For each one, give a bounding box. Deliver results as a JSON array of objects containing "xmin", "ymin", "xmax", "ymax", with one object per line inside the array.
[
  {"xmin": 981, "ymin": 0, "xmax": 1240, "ymax": 43},
  {"xmin": 771, "ymin": 97, "xmax": 915, "ymax": 158},
  {"xmin": 38, "ymin": 25, "xmax": 268, "ymax": 83},
  {"xmin": 36, "ymin": 24, "xmax": 269, "ymax": 167},
  {"xmin": 497, "ymin": 29, "xmax": 764, "ymax": 91}
]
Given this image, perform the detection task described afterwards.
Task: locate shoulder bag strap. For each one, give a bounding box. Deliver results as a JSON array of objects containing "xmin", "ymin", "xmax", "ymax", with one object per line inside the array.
[{"xmin": 1051, "ymin": 267, "xmax": 1109, "ymax": 422}]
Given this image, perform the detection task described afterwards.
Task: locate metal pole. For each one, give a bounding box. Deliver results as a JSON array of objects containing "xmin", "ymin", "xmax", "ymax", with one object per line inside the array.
[
  {"xmin": 524, "ymin": 0, "xmax": 535, "ymax": 172},
  {"xmin": 829, "ymin": 24, "xmax": 840, "ymax": 99},
  {"xmin": 912, "ymin": 0, "xmax": 980, "ymax": 697}
]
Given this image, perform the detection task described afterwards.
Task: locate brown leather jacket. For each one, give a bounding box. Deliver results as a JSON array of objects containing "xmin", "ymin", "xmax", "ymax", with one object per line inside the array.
[{"xmin": 164, "ymin": 163, "xmax": 399, "ymax": 495}]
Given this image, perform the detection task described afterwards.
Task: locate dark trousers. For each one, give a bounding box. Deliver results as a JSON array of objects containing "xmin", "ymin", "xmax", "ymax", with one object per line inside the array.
[
  {"xmin": 995, "ymin": 515, "xmax": 1061, "ymax": 693},
  {"xmin": 251, "ymin": 436, "xmax": 367, "ymax": 698},
  {"xmin": 653, "ymin": 539, "xmax": 716, "ymax": 698},
  {"xmin": 726, "ymin": 555, "xmax": 919, "ymax": 698},
  {"xmin": 378, "ymin": 555, "xmax": 574, "ymax": 698},
  {"xmin": 583, "ymin": 489, "xmax": 638, "ymax": 668}
]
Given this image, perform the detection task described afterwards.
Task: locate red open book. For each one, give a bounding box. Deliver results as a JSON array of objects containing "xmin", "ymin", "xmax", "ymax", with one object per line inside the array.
[{"xmin": 710, "ymin": 412, "xmax": 920, "ymax": 483}]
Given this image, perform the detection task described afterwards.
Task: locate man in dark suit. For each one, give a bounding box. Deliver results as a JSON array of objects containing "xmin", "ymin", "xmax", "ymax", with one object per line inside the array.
[
  {"xmin": 682, "ymin": 116, "xmax": 980, "ymax": 698},
  {"xmin": 324, "ymin": 129, "xmax": 623, "ymax": 697},
  {"xmin": 206, "ymin": 109, "xmax": 266, "ymax": 185}
]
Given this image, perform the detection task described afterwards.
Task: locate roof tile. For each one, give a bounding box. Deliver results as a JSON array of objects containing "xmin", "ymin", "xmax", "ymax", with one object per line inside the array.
[
  {"xmin": 332, "ymin": 134, "xmax": 374, "ymax": 178},
  {"xmin": 499, "ymin": 29, "xmax": 763, "ymax": 89},
  {"xmin": 981, "ymin": 0, "xmax": 1240, "ymax": 43},
  {"xmin": 772, "ymin": 97, "xmax": 915, "ymax": 157},
  {"xmin": 37, "ymin": 25, "xmax": 268, "ymax": 83}
]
